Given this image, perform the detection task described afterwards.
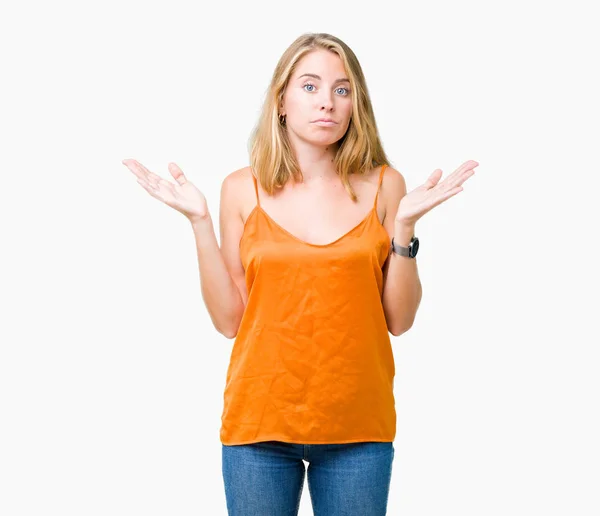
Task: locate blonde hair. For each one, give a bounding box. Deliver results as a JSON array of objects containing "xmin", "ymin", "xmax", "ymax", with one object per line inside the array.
[{"xmin": 248, "ymin": 32, "xmax": 391, "ymax": 202}]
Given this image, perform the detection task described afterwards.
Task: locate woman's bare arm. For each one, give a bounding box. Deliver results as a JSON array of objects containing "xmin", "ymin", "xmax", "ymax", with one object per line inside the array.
[{"xmin": 191, "ymin": 169, "xmax": 247, "ymax": 339}]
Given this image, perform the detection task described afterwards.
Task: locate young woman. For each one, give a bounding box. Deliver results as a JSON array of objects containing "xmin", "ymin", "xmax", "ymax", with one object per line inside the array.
[{"xmin": 123, "ymin": 32, "xmax": 477, "ymax": 516}]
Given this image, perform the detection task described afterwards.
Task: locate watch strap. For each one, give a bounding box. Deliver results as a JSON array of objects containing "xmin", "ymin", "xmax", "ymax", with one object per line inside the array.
[{"xmin": 391, "ymin": 236, "xmax": 415, "ymax": 258}]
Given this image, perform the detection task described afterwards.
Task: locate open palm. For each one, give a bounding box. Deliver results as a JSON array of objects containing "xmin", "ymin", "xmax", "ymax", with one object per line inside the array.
[
  {"xmin": 122, "ymin": 159, "xmax": 209, "ymax": 222},
  {"xmin": 395, "ymin": 160, "xmax": 479, "ymax": 226}
]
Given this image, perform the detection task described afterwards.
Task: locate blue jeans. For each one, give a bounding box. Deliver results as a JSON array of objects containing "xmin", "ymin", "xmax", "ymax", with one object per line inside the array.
[{"xmin": 222, "ymin": 440, "xmax": 395, "ymax": 515}]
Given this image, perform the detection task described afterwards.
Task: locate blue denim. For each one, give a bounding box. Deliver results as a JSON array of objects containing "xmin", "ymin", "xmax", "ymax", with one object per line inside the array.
[{"xmin": 222, "ymin": 440, "xmax": 395, "ymax": 515}]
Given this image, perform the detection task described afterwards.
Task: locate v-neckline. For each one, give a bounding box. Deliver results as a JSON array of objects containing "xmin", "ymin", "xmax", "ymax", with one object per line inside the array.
[{"xmin": 249, "ymin": 205, "xmax": 380, "ymax": 248}]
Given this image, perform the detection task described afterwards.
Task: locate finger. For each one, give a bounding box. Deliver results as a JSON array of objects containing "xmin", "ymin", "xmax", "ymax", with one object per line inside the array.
[
  {"xmin": 447, "ymin": 168, "xmax": 476, "ymax": 191},
  {"xmin": 123, "ymin": 159, "xmax": 145, "ymax": 180},
  {"xmin": 125, "ymin": 159, "xmax": 163, "ymax": 187},
  {"xmin": 423, "ymin": 169, "xmax": 443, "ymax": 188},
  {"xmin": 454, "ymin": 169, "xmax": 476, "ymax": 187},
  {"xmin": 136, "ymin": 177, "xmax": 165, "ymax": 203},
  {"xmin": 123, "ymin": 159, "xmax": 155, "ymax": 187},
  {"xmin": 138, "ymin": 162, "xmax": 179, "ymax": 193},
  {"xmin": 439, "ymin": 160, "xmax": 478, "ymax": 190},
  {"xmin": 451, "ymin": 160, "xmax": 478, "ymax": 182},
  {"xmin": 135, "ymin": 175, "xmax": 155, "ymax": 192},
  {"xmin": 168, "ymin": 162, "xmax": 188, "ymax": 186},
  {"xmin": 135, "ymin": 161, "xmax": 163, "ymax": 188},
  {"xmin": 434, "ymin": 186, "xmax": 464, "ymax": 207}
]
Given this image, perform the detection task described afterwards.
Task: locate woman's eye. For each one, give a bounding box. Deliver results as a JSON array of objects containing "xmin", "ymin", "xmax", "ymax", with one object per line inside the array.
[{"xmin": 303, "ymin": 83, "xmax": 350, "ymax": 96}]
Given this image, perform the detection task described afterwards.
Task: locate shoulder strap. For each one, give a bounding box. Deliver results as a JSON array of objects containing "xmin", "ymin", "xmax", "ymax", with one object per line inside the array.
[
  {"xmin": 373, "ymin": 164, "xmax": 388, "ymax": 208},
  {"xmin": 251, "ymin": 171, "xmax": 260, "ymax": 207}
]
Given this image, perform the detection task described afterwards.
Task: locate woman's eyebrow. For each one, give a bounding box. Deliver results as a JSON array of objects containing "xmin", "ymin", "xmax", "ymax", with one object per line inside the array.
[{"xmin": 297, "ymin": 73, "xmax": 350, "ymax": 84}]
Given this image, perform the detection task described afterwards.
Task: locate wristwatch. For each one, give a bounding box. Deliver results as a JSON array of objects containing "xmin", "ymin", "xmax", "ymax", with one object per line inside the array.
[{"xmin": 391, "ymin": 236, "xmax": 419, "ymax": 258}]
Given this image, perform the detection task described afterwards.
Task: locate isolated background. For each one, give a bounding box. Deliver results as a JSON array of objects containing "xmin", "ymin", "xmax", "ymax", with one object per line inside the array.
[{"xmin": 1, "ymin": 0, "xmax": 598, "ymax": 514}]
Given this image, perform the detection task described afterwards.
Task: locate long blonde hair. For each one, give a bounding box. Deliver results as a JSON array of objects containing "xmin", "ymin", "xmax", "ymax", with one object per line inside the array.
[{"xmin": 248, "ymin": 32, "xmax": 391, "ymax": 202}]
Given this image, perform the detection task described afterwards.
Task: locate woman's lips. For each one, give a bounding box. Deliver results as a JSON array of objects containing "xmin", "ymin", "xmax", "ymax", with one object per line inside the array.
[{"xmin": 312, "ymin": 120, "xmax": 337, "ymax": 126}]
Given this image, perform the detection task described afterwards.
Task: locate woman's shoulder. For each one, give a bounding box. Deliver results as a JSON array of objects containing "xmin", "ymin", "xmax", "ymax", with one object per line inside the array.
[
  {"xmin": 376, "ymin": 164, "xmax": 407, "ymax": 222},
  {"xmin": 222, "ymin": 165, "xmax": 253, "ymax": 184},
  {"xmin": 221, "ymin": 166, "xmax": 257, "ymax": 225},
  {"xmin": 379, "ymin": 163, "xmax": 405, "ymax": 189},
  {"xmin": 352, "ymin": 163, "xmax": 404, "ymax": 191},
  {"xmin": 380, "ymin": 163, "xmax": 405, "ymax": 189}
]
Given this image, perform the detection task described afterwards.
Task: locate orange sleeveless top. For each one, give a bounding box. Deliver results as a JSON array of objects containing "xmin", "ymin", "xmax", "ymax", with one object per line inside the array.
[{"xmin": 220, "ymin": 164, "xmax": 396, "ymax": 445}]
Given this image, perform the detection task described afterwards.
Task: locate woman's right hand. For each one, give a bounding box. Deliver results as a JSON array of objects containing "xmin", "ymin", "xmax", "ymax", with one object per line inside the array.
[{"xmin": 123, "ymin": 159, "xmax": 209, "ymax": 223}]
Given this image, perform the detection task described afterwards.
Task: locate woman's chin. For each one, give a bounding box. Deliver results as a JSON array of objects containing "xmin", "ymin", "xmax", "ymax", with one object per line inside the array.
[{"xmin": 299, "ymin": 133, "xmax": 343, "ymax": 147}]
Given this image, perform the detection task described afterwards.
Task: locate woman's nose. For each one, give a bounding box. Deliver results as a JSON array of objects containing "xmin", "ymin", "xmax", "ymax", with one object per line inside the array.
[{"xmin": 319, "ymin": 95, "xmax": 334, "ymax": 110}]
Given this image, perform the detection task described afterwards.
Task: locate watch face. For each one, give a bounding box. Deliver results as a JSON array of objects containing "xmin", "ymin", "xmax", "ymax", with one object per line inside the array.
[{"xmin": 410, "ymin": 237, "xmax": 420, "ymax": 257}]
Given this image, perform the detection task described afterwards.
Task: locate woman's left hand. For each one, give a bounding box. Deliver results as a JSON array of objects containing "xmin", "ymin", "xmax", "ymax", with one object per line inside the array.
[{"xmin": 395, "ymin": 160, "xmax": 479, "ymax": 226}]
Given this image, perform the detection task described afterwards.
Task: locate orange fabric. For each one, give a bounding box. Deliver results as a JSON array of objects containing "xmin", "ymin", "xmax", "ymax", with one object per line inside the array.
[{"xmin": 220, "ymin": 165, "xmax": 396, "ymax": 445}]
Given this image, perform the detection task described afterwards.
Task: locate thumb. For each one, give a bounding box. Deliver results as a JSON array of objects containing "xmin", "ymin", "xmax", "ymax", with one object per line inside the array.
[
  {"xmin": 423, "ymin": 168, "xmax": 442, "ymax": 188},
  {"xmin": 168, "ymin": 162, "xmax": 188, "ymax": 186}
]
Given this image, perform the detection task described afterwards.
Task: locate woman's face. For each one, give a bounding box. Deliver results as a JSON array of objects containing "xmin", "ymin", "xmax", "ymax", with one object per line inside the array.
[{"xmin": 281, "ymin": 49, "xmax": 353, "ymax": 147}]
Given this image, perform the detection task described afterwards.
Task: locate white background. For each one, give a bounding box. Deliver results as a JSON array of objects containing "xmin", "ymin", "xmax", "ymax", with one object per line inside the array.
[{"xmin": 1, "ymin": 0, "xmax": 598, "ymax": 514}]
